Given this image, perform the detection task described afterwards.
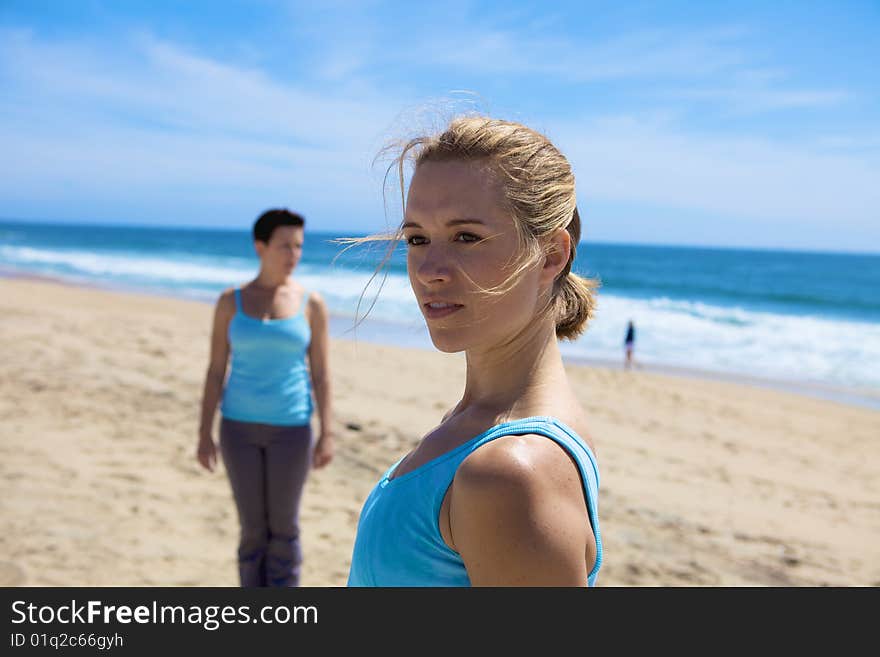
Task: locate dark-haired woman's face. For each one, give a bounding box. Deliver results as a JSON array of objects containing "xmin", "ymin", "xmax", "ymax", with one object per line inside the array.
[
  {"xmin": 255, "ymin": 225, "xmax": 304, "ymax": 275},
  {"xmin": 404, "ymin": 159, "xmax": 543, "ymax": 354}
]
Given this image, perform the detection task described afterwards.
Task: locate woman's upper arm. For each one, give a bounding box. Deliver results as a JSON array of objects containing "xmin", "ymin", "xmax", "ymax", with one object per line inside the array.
[
  {"xmin": 307, "ymin": 292, "xmax": 330, "ymax": 376},
  {"xmin": 448, "ymin": 435, "xmax": 593, "ymax": 586},
  {"xmin": 207, "ymin": 289, "xmax": 234, "ymax": 374}
]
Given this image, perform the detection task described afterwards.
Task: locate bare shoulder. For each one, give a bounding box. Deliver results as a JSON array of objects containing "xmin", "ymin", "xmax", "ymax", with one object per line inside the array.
[
  {"xmin": 453, "ymin": 433, "xmax": 584, "ymax": 502},
  {"xmin": 449, "ymin": 434, "xmax": 594, "ymax": 584},
  {"xmin": 306, "ymin": 291, "xmax": 328, "ymax": 327},
  {"xmin": 215, "ymin": 287, "xmax": 237, "ymax": 317},
  {"xmin": 307, "ymin": 290, "xmax": 327, "ymax": 310}
]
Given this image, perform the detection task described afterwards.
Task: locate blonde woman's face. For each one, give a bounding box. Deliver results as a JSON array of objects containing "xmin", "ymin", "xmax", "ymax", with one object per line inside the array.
[{"xmin": 403, "ymin": 159, "xmax": 543, "ymax": 353}]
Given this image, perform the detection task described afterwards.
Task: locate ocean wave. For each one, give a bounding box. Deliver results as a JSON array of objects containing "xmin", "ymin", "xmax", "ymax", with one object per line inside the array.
[
  {"xmin": 0, "ymin": 245, "xmax": 255, "ymax": 284},
  {"xmin": 645, "ymin": 297, "xmax": 754, "ymax": 326},
  {"xmin": 562, "ymin": 293, "xmax": 880, "ymax": 390}
]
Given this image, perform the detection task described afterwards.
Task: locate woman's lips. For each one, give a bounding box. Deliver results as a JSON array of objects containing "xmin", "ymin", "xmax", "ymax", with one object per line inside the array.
[{"xmin": 422, "ymin": 302, "xmax": 464, "ymax": 320}]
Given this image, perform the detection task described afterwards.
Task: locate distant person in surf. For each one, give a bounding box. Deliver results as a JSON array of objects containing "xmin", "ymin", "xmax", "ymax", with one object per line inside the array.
[{"xmin": 624, "ymin": 320, "xmax": 635, "ymax": 370}]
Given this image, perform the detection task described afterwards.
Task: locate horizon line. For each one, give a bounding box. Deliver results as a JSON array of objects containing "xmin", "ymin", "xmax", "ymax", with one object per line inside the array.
[{"xmin": 1, "ymin": 216, "xmax": 878, "ymax": 258}]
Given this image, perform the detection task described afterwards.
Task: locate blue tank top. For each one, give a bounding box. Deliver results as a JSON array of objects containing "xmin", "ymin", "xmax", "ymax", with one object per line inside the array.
[
  {"xmin": 347, "ymin": 416, "xmax": 602, "ymax": 587},
  {"xmin": 220, "ymin": 288, "xmax": 313, "ymax": 426}
]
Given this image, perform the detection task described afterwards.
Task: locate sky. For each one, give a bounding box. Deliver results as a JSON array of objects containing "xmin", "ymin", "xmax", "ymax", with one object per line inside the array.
[{"xmin": 1, "ymin": 0, "xmax": 878, "ymax": 253}]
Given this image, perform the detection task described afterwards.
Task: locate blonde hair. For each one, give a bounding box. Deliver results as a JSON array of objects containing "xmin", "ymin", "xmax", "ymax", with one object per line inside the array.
[{"xmin": 341, "ymin": 115, "xmax": 599, "ymax": 340}]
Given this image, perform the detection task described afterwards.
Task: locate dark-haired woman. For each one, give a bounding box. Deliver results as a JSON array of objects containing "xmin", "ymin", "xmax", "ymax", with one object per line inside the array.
[{"xmin": 197, "ymin": 208, "xmax": 334, "ymax": 587}]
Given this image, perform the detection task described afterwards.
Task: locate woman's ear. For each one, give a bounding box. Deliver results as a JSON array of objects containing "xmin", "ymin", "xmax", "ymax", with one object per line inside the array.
[
  {"xmin": 254, "ymin": 240, "xmax": 266, "ymax": 258},
  {"xmin": 541, "ymin": 227, "xmax": 572, "ymax": 283}
]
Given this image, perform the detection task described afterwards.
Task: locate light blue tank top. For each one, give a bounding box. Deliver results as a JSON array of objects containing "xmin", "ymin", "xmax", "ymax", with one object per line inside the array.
[
  {"xmin": 220, "ymin": 288, "xmax": 313, "ymax": 426},
  {"xmin": 347, "ymin": 416, "xmax": 602, "ymax": 587}
]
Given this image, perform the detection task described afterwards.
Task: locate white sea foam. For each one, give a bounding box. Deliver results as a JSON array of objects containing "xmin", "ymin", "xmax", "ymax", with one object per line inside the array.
[
  {"xmin": 560, "ymin": 294, "xmax": 880, "ymax": 391},
  {"xmin": 297, "ymin": 268, "xmax": 421, "ymax": 323},
  {"xmin": 0, "ymin": 245, "xmax": 255, "ymax": 283}
]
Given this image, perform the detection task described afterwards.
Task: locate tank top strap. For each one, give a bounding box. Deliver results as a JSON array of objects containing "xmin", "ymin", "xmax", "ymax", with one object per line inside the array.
[
  {"xmin": 233, "ymin": 287, "xmax": 243, "ymax": 314},
  {"xmin": 470, "ymin": 416, "xmax": 599, "ymax": 485}
]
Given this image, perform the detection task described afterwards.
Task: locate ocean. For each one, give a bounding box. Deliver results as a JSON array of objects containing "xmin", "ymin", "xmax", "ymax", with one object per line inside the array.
[{"xmin": 2, "ymin": 219, "xmax": 879, "ymax": 407}]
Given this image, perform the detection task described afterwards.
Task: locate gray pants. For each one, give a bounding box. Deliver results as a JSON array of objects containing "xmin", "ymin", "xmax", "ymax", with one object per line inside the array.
[{"xmin": 219, "ymin": 417, "xmax": 313, "ymax": 587}]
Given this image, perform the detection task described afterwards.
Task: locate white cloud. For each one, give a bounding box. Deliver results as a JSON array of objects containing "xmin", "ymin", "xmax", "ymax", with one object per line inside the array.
[
  {"xmin": 668, "ymin": 81, "xmax": 850, "ymax": 114},
  {"xmin": 376, "ymin": 21, "xmax": 851, "ymax": 117},
  {"xmin": 399, "ymin": 25, "xmax": 752, "ymax": 81},
  {"xmin": 553, "ymin": 115, "xmax": 880, "ymax": 231},
  {"xmin": 2, "ymin": 29, "xmax": 397, "ymax": 145},
  {"xmin": 0, "ymin": 29, "xmax": 401, "ymax": 226}
]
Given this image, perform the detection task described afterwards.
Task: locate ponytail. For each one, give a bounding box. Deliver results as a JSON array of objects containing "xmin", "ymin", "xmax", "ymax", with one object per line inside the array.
[
  {"xmin": 552, "ymin": 208, "xmax": 598, "ymax": 340},
  {"xmin": 553, "ymin": 271, "xmax": 598, "ymax": 340}
]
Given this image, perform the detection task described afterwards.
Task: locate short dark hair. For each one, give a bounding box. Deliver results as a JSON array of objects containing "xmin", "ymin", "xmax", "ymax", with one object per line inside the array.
[{"xmin": 252, "ymin": 208, "xmax": 305, "ymax": 243}]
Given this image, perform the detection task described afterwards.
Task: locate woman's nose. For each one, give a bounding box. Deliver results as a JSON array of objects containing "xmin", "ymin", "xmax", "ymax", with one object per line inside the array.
[{"xmin": 415, "ymin": 245, "xmax": 452, "ymax": 285}]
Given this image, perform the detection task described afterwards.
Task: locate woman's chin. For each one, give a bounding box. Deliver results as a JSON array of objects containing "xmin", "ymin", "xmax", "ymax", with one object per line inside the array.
[{"xmin": 427, "ymin": 330, "xmax": 466, "ymax": 354}]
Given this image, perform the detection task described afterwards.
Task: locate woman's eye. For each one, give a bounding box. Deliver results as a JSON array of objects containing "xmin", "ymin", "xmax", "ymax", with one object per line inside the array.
[
  {"xmin": 455, "ymin": 232, "xmax": 481, "ymax": 243},
  {"xmin": 406, "ymin": 235, "xmax": 428, "ymax": 246}
]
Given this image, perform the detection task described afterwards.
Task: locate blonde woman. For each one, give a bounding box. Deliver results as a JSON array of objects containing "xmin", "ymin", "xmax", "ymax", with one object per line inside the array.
[{"xmin": 347, "ymin": 117, "xmax": 602, "ymax": 586}]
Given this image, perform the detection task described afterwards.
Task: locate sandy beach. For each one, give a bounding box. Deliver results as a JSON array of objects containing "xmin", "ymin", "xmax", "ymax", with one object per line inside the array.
[{"xmin": 1, "ymin": 277, "xmax": 878, "ymax": 587}]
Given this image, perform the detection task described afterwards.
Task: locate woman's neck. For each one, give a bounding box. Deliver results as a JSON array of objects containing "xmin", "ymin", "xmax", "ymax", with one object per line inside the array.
[
  {"xmin": 458, "ymin": 319, "xmax": 570, "ymax": 421},
  {"xmin": 253, "ymin": 270, "xmax": 290, "ymax": 289}
]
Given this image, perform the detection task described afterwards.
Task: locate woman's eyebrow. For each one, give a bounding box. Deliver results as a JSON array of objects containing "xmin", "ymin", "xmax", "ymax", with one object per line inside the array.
[
  {"xmin": 402, "ymin": 218, "xmax": 487, "ymax": 229},
  {"xmin": 448, "ymin": 218, "xmax": 487, "ymax": 227}
]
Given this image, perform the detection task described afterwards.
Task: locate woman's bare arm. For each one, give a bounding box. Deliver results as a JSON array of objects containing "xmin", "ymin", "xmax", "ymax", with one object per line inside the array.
[
  {"xmin": 307, "ymin": 292, "xmax": 334, "ymax": 468},
  {"xmin": 196, "ymin": 289, "xmax": 234, "ymax": 471}
]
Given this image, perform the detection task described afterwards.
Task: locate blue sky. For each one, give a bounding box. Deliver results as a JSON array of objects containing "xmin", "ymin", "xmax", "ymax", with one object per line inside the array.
[{"xmin": 1, "ymin": 0, "xmax": 878, "ymax": 252}]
